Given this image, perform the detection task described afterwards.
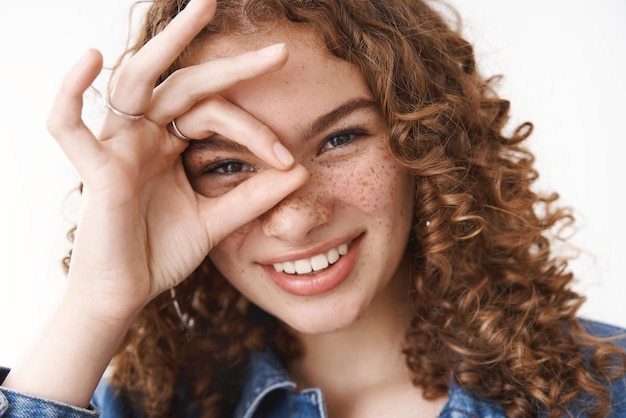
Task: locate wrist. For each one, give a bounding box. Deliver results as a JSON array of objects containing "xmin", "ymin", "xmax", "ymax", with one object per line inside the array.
[
  {"xmin": 63, "ymin": 270, "xmax": 148, "ymax": 326},
  {"xmin": 2, "ymin": 287, "xmax": 137, "ymax": 407}
]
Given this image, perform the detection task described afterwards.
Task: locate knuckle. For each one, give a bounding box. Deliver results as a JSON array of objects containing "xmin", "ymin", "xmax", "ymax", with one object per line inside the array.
[
  {"xmin": 166, "ymin": 67, "xmax": 208, "ymax": 103},
  {"xmin": 163, "ymin": 66, "xmax": 189, "ymax": 86},
  {"xmin": 116, "ymin": 62, "xmax": 152, "ymax": 89},
  {"xmin": 202, "ymin": 95, "xmax": 222, "ymax": 112},
  {"xmin": 254, "ymin": 123, "xmax": 275, "ymax": 142}
]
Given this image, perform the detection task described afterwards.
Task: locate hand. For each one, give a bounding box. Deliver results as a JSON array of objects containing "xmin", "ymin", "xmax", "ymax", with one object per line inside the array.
[{"xmin": 47, "ymin": 0, "xmax": 308, "ymax": 323}]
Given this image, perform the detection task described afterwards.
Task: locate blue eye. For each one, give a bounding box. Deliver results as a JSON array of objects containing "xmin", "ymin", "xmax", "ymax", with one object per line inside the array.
[
  {"xmin": 320, "ymin": 129, "xmax": 365, "ymax": 152},
  {"xmin": 205, "ymin": 160, "xmax": 255, "ymax": 175}
]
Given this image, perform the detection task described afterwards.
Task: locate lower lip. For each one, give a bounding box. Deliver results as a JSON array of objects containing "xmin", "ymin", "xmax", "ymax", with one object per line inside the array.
[{"xmin": 264, "ymin": 235, "xmax": 363, "ymax": 297}]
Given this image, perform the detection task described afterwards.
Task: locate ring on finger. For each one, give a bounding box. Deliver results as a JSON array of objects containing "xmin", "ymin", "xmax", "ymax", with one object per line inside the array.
[
  {"xmin": 103, "ymin": 95, "xmax": 144, "ymax": 121},
  {"xmin": 169, "ymin": 119, "xmax": 192, "ymax": 141}
]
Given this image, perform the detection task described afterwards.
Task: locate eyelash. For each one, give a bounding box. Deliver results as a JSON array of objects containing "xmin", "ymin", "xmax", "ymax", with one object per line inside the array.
[
  {"xmin": 318, "ymin": 128, "xmax": 367, "ymax": 154},
  {"xmin": 201, "ymin": 128, "xmax": 368, "ymax": 176},
  {"xmin": 203, "ymin": 160, "xmax": 255, "ymax": 175}
]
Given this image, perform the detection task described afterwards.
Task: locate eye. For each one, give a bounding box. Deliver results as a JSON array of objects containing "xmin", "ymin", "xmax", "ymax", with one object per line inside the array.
[
  {"xmin": 319, "ymin": 129, "xmax": 366, "ymax": 153},
  {"xmin": 205, "ymin": 160, "xmax": 255, "ymax": 175}
]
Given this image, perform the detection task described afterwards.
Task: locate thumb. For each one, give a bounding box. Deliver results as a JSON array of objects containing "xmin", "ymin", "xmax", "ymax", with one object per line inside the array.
[{"xmin": 202, "ymin": 164, "xmax": 309, "ymax": 246}]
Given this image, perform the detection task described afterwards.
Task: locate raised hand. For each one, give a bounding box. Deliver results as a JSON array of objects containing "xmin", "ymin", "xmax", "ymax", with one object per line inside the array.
[
  {"xmin": 3, "ymin": 0, "xmax": 307, "ymax": 406},
  {"xmin": 49, "ymin": 0, "xmax": 307, "ymax": 321}
]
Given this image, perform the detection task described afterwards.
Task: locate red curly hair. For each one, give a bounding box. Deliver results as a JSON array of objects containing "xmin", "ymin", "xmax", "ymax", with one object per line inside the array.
[{"xmin": 62, "ymin": 0, "xmax": 626, "ymax": 416}]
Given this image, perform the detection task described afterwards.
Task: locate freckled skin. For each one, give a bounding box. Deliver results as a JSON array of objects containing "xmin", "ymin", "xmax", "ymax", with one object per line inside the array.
[
  {"xmin": 184, "ymin": 27, "xmax": 415, "ymax": 335},
  {"xmin": 262, "ymin": 194, "xmax": 332, "ymax": 237}
]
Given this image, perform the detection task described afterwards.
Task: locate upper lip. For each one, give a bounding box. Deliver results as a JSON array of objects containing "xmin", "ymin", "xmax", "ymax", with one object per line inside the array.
[{"xmin": 258, "ymin": 232, "xmax": 363, "ymax": 265}]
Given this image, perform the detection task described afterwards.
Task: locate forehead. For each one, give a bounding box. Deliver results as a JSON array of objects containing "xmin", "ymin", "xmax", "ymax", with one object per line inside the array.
[{"xmin": 182, "ymin": 25, "xmax": 374, "ymax": 136}]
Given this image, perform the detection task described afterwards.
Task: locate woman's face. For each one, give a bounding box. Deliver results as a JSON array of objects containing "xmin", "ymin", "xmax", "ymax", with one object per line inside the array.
[{"xmin": 183, "ymin": 27, "xmax": 415, "ymax": 334}]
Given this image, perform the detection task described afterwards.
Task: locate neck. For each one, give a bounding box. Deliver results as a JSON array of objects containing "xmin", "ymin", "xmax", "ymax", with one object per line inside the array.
[{"xmin": 288, "ymin": 260, "xmax": 414, "ymax": 399}]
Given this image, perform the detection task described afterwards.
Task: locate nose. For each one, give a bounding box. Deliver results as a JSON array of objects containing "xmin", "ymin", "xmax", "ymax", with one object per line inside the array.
[{"xmin": 261, "ymin": 185, "xmax": 332, "ymax": 243}]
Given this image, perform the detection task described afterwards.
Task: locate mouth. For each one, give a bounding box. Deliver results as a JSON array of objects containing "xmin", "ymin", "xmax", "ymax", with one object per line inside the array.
[
  {"xmin": 263, "ymin": 234, "xmax": 363, "ymax": 297},
  {"xmin": 272, "ymin": 242, "xmax": 350, "ymax": 275}
]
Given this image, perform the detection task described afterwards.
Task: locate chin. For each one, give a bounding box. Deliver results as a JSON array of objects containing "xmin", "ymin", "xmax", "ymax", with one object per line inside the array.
[{"xmin": 276, "ymin": 296, "xmax": 368, "ymax": 335}]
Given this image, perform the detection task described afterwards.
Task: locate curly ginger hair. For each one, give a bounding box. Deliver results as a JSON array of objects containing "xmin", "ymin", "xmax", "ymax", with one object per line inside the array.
[{"xmin": 63, "ymin": 0, "xmax": 626, "ymax": 416}]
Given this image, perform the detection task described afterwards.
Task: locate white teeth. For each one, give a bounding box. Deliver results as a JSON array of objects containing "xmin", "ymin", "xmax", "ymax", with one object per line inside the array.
[
  {"xmin": 311, "ymin": 254, "xmax": 329, "ymax": 271},
  {"xmin": 295, "ymin": 259, "xmax": 313, "ymax": 274},
  {"xmin": 272, "ymin": 241, "xmax": 350, "ymax": 275},
  {"xmin": 283, "ymin": 261, "xmax": 296, "ymax": 274},
  {"xmin": 327, "ymin": 248, "xmax": 339, "ymax": 264}
]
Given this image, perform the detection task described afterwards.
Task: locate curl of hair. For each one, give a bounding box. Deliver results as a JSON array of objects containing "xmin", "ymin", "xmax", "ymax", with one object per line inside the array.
[{"xmin": 62, "ymin": 0, "xmax": 625, "ymax": 416}]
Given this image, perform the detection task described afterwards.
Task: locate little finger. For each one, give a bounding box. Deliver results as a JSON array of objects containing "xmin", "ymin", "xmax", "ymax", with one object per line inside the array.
[
  {"xmin": 47, "ymin": 49, "xmax": 104, "ymax": 177},
  {"xmin": 107, "ymin": 0, "xmax": 217, "ymax": 120}
]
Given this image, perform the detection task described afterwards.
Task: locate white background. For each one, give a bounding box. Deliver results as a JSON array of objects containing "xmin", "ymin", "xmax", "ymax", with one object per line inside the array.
[{"xmin": 0, "ymin": 1, "xmax": 625, "ymax": 366}]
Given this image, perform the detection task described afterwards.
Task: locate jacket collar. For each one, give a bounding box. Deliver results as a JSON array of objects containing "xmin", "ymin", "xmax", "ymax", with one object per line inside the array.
[
  {"xmin": 234, "ymin": 351, "xmax": 297, "ymax": 418},
  {"xmin": 234, "ymin": 351, "xmax": 507, "ymax": 418}
]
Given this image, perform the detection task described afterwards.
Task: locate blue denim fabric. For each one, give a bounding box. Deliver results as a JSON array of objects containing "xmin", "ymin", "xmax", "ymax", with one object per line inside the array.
[
  {"xmin": 0, "ymin": 377, "xmax": 99, "ymax": 417},
  {"xmin": 234, "ymin": 351, "xmax": 327, "ymax": 418},
  {"xmin": 1, "ymin": 319, "xmax": 625, "ymax": 417},
  {"xmin": 236, "ymin": 350, "xmax": 509, "ymax": 418}
]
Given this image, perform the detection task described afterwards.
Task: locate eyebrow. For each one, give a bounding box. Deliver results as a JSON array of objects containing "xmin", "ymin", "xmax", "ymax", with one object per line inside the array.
[
  {"xmin": 296, "ymin": 98, "xmax": 379, "ymax": 142},
  {"xmin": 185, "ymin": 97, "xmax": 379, "ymax": 154},
  {"xmin": 185, "ymin": 136, "xmax": 250, "ymax": 154}
]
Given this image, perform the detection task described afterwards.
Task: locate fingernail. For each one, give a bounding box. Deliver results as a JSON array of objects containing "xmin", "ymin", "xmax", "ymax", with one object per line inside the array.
[
  {"xmin": 273, "ymin": 142, "xmax": 294, "ymax": 167},
  {"xmin": 257, "ymin": 43, "xmax": 286, "ymax": 56}
]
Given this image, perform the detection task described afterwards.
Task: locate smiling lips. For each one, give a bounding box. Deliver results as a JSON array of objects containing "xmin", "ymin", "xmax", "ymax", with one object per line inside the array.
[
  {"xmin": 272, "ymin": 242, "xmax": 349, "ymax": 275},
  {"xmin": 265, "ymin": 237, "xmax": 360, "ymax": 297}
]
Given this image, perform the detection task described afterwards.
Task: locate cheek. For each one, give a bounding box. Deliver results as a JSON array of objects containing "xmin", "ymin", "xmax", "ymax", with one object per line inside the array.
[{"xmin": 322, "ymin": 145, "xmax": 412, "ymax": 216}]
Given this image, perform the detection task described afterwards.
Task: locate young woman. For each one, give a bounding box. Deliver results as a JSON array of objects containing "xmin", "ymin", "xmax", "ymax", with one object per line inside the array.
[{"xmin": 1, "ymin": 0, "xmax": 625, "ymax": 417}]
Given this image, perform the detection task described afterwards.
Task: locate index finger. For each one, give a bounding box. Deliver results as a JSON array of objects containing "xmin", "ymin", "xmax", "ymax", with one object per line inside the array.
[{"xmin": 174, "ymin": 95, "xmax": 295, "ymax": 169}]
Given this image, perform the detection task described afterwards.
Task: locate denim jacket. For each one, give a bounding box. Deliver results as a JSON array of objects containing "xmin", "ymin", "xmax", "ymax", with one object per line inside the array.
[{"xmin": 1, "ymin": 320, "xmax": 625, "ymax": 417}]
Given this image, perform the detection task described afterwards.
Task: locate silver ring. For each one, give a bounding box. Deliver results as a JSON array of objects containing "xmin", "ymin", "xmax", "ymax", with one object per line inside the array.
[
  {"xmin": 103, "ymin": 95, "xmax": 144, "ymax": 121},
  {"xmin": 170, "ymin": 119, "xmax": 192, "ymax": 141}
]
